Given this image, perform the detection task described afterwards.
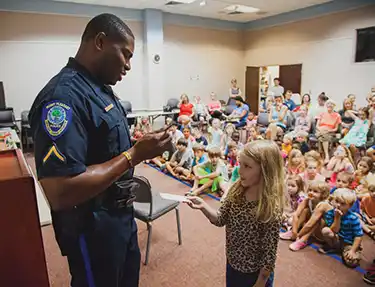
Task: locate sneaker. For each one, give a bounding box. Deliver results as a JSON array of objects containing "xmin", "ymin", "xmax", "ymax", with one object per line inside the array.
[
  {"xmin": 318, "ymin": 244, "xmax": 336, "ymax": 254},
  {"xmin": 289, "ymin": 239, "xmax": 308, "ymax": 251},
  {"xmin": 363, "ymin": 269, "xmax": 375, "ymax": 285},
  {"xmin": 279, "ymin": 230, "xmax": 293, "ymax": 240}
]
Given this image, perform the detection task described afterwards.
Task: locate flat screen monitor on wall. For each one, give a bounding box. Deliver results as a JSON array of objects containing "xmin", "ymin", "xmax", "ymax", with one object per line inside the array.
[{"xmin": 355, "ymin": 26, "xmax": 375, "ymax": 63}]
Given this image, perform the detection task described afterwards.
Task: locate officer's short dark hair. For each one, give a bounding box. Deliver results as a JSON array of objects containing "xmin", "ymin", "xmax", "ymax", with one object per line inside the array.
[
  {"xmin": 177, "ymin": 138, "xmax": 188, "ymax": 147},
  {"xmin": 82, "ymin": 13, "xmax": 134, "ymax": 42}
]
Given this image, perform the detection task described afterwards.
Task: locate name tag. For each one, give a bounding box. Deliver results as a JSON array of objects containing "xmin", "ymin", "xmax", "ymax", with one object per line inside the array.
[{"xmin": 105, "ymin": 104, "xmax": 114, "ymax": 112}]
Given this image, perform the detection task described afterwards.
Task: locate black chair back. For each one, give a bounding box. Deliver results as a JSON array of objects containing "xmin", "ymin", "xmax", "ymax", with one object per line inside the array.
[
  {"xmin": 224, "ymin": 105, "xmax": 234, "ymax": 115},
  {"xmin": 167, "ymin": 98, "xmax": 179, "ymax": 109},
  {"xmin": 21, "ymin": 110, "xmax": 29, "ymax": 126},
  {"xmin": 120, "ymin": 100, "xmax": 132, "ymax": 113},
  {"xmin": 133, "ymin": 175, "xmax": 153, "ymax": 216}
]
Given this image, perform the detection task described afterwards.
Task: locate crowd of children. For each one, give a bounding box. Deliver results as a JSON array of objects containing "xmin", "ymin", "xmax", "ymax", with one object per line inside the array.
[{"xmin": 130, "ymin": 87, "xmax": 375, "ymax": 285}]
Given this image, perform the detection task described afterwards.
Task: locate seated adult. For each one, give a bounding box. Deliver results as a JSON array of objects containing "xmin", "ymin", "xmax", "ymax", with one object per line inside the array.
[
  {"xmin": 284, "ymin": 90, "xmax": 296, "ymax": 111},
  {"xmin": 316, "ymin": 100, "xmax": 341, "ymax": 163},
  {"xmin": 178, "ymin": 93, "xmax": 194, "ymax": 119},
  {"xmin": 225, "ymin": 96, "xmax": 249, "ymax": 128},
  {"xmin": 266, "ymin": 95, "xmax": 288, "ymax": 140},
  {"xmin": 308, "ymin": 92, "xmax": 328, "ymax": 120},
  {"xmin": 294, "ymin": 93, "xmax": 311, "ymax": 113},
  {"xmin": 339, "ymin": 98, "xmax": 355, "ymax": 135},
  {"xmin": 227, "ymin": 78, "xmax": 242, "ymax": 106},
  {"xmin": 207, "ymin": 92, "xmax": 223, "ymax": 119},
  {"xmin": 259, "ymin": 96, "xmax": 274, "ymax": 113},
  {"xmin": 193, "ymin": 95, "xmax": 210, "ymax": 122}
]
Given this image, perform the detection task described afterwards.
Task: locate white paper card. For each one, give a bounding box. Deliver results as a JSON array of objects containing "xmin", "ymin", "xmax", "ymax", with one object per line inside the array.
[{"xmin": 160, "ymin": 193, "xmax": 189, "ymax": 202}]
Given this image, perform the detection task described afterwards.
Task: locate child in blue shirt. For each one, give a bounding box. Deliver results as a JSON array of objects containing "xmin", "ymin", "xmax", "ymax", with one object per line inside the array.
[
  {"xmin": 192, "ymin": 128, "xmax": 208, "ymax": 146},
  {"xmin": 319, "ymin": 188, "xmax": 363, "ymax": 268},
  {"xmin": 284, "ymin": 90, "xmax": 296, "ymax": 111}
]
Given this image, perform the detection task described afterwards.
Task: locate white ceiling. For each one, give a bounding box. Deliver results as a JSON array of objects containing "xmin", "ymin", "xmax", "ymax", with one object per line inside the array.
[{"xmin": 51, "ymin": 0, "xmax": 333, "ymax": 23}]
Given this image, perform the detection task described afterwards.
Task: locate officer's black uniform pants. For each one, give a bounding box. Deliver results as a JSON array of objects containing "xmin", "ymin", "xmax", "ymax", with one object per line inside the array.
[{"xmin": 65, "ymin": 210, "xmax": 140, "ymax": 287}]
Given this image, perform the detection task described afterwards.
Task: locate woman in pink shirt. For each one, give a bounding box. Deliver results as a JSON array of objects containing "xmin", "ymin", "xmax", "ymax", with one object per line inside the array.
[
  {"xmin": 316, "ymin": 100, "xmax": 341, "ymax": 163},
  {"xmin": 207, "ymin": 93, "xmax": 223, "ymax": 119}
]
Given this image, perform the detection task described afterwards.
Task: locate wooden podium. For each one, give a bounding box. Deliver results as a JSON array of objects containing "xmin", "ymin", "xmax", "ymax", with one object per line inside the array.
[{"xmin": 0, "ymin": 149, "xmax": 50, "ymax": 286}]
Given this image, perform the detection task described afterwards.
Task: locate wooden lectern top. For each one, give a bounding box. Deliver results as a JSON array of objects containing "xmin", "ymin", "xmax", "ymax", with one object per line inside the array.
[{"xmin": 0, "ymin": 149, "xmax": 50, "ymax": 287}]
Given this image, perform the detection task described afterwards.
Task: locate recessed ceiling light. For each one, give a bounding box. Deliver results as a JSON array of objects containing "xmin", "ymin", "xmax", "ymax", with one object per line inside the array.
[
  {"xmin": 224, "ymin": 4, "xmax": 259, "ymax": 13},
  {"xmin": 167, "ymin": 0, "xmax": 196, "ymax": 4},
  {"xmin": 199, "ymin": 1, "xmax": 206, "ymax": 6}
]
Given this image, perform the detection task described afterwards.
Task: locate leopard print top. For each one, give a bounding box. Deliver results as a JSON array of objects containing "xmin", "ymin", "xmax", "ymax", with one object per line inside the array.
[{"xmin": 214, "ymin": 195, "xmax": 282, "ymax": 273}]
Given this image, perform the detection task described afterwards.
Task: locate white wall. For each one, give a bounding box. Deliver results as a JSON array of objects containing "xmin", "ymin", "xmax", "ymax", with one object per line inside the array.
[
  {"xmin": 0, "ymin": 11, "xmax": 144, "ymax": 116},
  {"xmin": 244, "ymin": 5, "xmax": 375, "ymax": 108},
  {"xmin": 0, "ymin": 11, "xmax": 245, "ymax": 117},
  {"xmin": 164, "ymin": 24, "xmax": 245, "ymax": 103}
]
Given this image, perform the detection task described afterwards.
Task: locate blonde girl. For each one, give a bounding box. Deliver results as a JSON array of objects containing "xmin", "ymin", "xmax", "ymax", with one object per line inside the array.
[
  {"xmin": 354, "ymin": 156, "xmax": 374, "ymax": 198},
  {"xmin": 186, "ymin": 140, "xmax": 284, "ymax": 287},
  {"xmin": 287, "ymin": 149, "xmax": 305, "ymax": 175},
  {"xmin": 280, "ymin": 180, "xmax": 330, "ymax": 251},
  {"xmin": 282, "ymin": 175, "xmax": 306, "ymax": 229},
  {"xmin": 247, "ymin": 126, "xmax": 263, "ymax": 142},
  {"xmin": 326, "ymin": 144, "xmax": 355, "ymax": 187},
  {"xmin": 221, "ymin": 123, "xmax": 236, "ymax": 150},
  {"xmin": 304, "ymin": 150, "xmax": 323, "ymax": 172},
  {"xmin": 208, "ymin": 118, "xmax": 224, "ymax": 148}
]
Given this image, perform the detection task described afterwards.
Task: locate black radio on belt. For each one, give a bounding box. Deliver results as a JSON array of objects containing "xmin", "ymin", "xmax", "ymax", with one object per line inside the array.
[{"xmin": 105, "ymin": 180, "xmax": 139, "ymax": 209}]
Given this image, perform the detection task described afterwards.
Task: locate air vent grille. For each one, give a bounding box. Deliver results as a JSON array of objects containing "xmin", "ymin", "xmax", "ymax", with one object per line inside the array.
[{"xmin": 165, "ymin": 1, "xmax": 184, "ymax": 5}]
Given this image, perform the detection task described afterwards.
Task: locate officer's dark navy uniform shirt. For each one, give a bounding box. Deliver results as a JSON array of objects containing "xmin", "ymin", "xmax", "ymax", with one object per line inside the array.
[{"xmin": 29, "ymin": 57, "xmax": 133, "ymax": 254}]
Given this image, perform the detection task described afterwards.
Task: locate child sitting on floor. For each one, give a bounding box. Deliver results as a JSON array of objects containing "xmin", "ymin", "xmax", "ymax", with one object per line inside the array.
[
  {"xmin": 227, "ymin": 142, "xmax": 239, "ymax": 172},
  {"xmin": 287, "ymin": 149, "xmax": 305, "ymax": 175},
  {"xmin": 280, "ymin": 180, "xmax": 330, "ymax": 251},
  {"xmin": 295, "ymin": 173, "xmax": 357, "ymax": 250},
  {"xmin": 246, "ymin": 111, "xmax": 257, "ymax": 128},
  {"xmin": 179, "ymin": 143, "xmax": 208, "ymax": 181},
  {"xmin": 326, "ymin": 144, "xmax": 355, "ymax": 188},
  {"xmin": 221, "ymin": 123, "xmax": 235, "ymax": 151},
  {"xmin": 282, "ymin": 175, "xmax": 306, "ymax": 229},
  {"xmin": 293, "ymin": 131, "xmax": 310, "ymax": 155},
  {"xmin": 192, "ymin": 128, "xmax": 208, "ymax": 146},
  {"xmin": 281, "ymin": 134, "xmax": 293, "ymax": 158},
  {"xmin": 182, "ymin": 127, "xmax": 195, "ymax": 150},
  {"xmin": 165, "ymin": 138, "xmax": 193, "ymax": 178},
  {"xmin": 189, "ymin": 146, "xmax": 228, "ymax": 196},
  {"xmin": 319, "ymin": 188, "xmax": 363, "ymax": 269},
  {"xmin": 359, "ymin": 175, "xmax": 375, "ymax": 239},
  {"xmin": 169, "ymin": 122, "xmax": 183, "ymax": 145},
  {"xmin": 299, "ymin": 159, "xmax": 325, "ymax": 192},
  {"xmin": 208, "ymin": 118, "xmax": 223, "ymax": 148},
  {"xmin": 354, "ymin": 156, "xmax": 374, "ymax": 199},
  {"xmin": 247, "ymin": 126, "xmax": 263, "ymax": 142}
]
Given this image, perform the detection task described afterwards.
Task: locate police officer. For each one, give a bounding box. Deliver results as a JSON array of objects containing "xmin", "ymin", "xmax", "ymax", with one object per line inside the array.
[{"xmin": 29, "ymin": 14, "xmax": 172, "ymax": 287}]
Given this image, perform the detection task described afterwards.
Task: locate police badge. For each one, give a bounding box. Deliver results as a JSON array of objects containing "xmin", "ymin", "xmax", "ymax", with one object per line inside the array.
[{"xmin": 42, "ymin": 101, "xmax": 72, "ymax": 141}]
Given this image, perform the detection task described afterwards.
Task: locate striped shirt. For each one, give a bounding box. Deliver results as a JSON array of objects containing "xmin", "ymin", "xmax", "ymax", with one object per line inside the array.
[{"xmin": 324, "ymin": 209, "xmax": 363, "ymax": 244}]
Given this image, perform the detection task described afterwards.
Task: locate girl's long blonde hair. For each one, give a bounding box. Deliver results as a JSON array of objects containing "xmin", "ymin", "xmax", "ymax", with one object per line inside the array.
[{"xmin": 226, "ymin": 140, "xmax": 285, "ymax": 222}]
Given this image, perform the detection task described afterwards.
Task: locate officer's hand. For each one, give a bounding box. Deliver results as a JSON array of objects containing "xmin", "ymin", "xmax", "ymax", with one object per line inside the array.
[{"xmin": 131, "ymin": 130, "xmax": 173, "ymax": 165}]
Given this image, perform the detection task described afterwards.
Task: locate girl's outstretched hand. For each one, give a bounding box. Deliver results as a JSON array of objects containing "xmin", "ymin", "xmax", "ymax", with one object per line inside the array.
[{"xmin": 186, "ymin": 196, "xmax": 205, "ymax": 210}]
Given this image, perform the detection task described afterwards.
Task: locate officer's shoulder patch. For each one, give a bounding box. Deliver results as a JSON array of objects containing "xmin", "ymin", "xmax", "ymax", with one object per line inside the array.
[{"xmin": 42, "ymin": 100, "xmax": 72, "ymax": 141}]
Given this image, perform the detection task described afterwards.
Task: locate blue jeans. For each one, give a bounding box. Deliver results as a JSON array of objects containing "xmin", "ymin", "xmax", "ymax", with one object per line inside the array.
[{"xmin": 226, "ymin": 263, "xmax": 274, "ymax": 287}]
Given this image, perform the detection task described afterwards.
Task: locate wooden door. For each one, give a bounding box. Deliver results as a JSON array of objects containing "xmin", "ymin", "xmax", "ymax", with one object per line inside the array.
[
  {"xmin": 245, "ymin": 66, "xmax": 260, "ymax": 114},
  {"xmin": 279, "ymin": 64, "xmax": 302, "ymax": 94}
]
